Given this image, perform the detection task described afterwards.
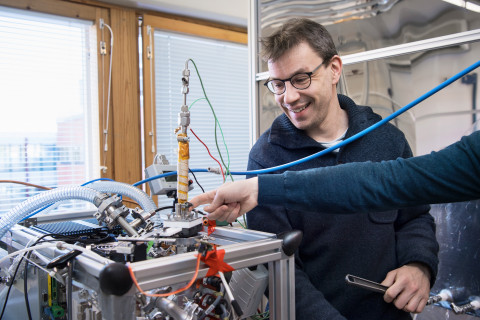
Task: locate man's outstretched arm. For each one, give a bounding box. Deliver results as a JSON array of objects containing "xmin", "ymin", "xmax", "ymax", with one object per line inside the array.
[
  {"xmin": 189, "ymin": 178, "xmax": 259, "ymax": 222},
  {"xmin": 190, "ymin": 132, "xmax": 480, "ymax": 222}
]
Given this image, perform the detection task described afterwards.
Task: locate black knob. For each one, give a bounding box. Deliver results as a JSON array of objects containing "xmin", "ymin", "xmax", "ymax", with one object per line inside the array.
[
  {"xmin": 99, "ymin": 262, "xmax": 133, "ymax": 296},
  {"xmin": 277, "ymin": 230, "xmax": 303, "ymax": 256}
]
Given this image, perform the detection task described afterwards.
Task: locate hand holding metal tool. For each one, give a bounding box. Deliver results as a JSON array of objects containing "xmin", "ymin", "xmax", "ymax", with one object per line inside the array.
[
  {"xmin": 345, "ymin": 274, "xmax": 434, "ymax": 305},
  {"xmin": 345, "ymin": 274, "xmax": 389, "ymax": 293}
]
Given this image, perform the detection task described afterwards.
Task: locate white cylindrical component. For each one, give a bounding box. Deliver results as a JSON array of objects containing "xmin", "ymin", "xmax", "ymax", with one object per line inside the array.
[
  {"xmin": 472, "ymin": 299, "xmax": 480, "ymax": 310},
  {"xmin": 87, "ymin": 181, "xmax": 157, "ymax": 213},
  {"xmin": 177, "ymin": 158, "xmax": 189, "ymax": 203},
  {"xmin": 438, "ymin": 289, "xmax": 454, "ymax": 301},
  {"xmin": 0, "ymin": 186, "xmax": 101, "ymax": 240}
]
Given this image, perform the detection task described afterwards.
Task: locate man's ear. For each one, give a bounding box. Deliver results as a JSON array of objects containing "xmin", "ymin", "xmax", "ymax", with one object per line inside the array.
[{"xmin": 329, "ymin": 55, "xmax": 343, "ymax": 85}]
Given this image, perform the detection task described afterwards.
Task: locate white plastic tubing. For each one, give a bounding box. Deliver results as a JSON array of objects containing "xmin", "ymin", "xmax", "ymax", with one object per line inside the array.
[
  {"xmin": 0, "ymin": 182, "xmax": 157, "ymax": 240},
  {"xmin": 87, "ymin": 181, "xmax": 157, "ymax": 213},
  {"xmin": 0, "ymin": 186, "xmax": 102, "ymax": 240}
]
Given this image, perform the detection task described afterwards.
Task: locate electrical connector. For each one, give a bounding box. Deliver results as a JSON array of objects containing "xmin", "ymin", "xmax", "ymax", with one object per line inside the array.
[
  {"xmin": 207, "ymin": 167, "xmax": 222, "ymax": 175},
  {"xmin": 451, "ymin": 296, "xmax": 480, "ymax": 314},
  {"xmin": 197, "ymin": 241, "xmax": 213, "ymax": 257}
]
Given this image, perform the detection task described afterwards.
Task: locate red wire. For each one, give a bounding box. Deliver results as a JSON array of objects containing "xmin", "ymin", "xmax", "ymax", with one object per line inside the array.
[{"xmin": 189, "ymin": 128, "xmax": 225, "ymax": 181}]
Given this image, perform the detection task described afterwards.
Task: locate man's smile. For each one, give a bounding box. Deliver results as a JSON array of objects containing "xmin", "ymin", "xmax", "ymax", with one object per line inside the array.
[{"xmin": 287, "ymin": 102, "xmax": 310, "ymax": 113}]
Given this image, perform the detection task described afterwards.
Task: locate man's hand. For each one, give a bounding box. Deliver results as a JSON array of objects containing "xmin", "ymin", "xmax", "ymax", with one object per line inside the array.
[
  {"xmin": 189, "ymin": 178, "xmax": 259, "ymax": 222},
  {"xmin": 381, "ymin": 262, "xmax": 431, "ymax": 313}
]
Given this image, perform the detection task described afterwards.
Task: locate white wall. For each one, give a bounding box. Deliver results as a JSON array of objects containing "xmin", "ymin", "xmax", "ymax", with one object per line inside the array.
[{"xmin": 101, "ymin": 0, "xmax": 248, "ymax": 27}]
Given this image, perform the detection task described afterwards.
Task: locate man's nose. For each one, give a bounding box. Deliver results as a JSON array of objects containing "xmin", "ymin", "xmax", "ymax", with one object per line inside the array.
[{"xmin": 282, "ymin": 81, "xmax": 301, "ymax": 104}]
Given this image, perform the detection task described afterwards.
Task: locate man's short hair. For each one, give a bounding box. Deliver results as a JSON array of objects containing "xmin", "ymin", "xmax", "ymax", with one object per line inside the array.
[{"xmin": 260, "ymin": 18, "xmax": 338, "ymax": 63}]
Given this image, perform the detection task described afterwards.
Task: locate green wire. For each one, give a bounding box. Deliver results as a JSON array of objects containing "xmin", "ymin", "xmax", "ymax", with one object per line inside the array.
[
  {"xmin": 187, "ymin": 60, "xmax": 248, "ymax": 229},
  {"xmin": 188, "ymin": 97, "xmax": 206, "ymax": 111},
  {"xmin": 188, "ymin": 58, "xmax": 234, "ymax": 182},
  {"xmin": 188, "ymin": 98, "xmax": 247, "ymax": 229},
  {"xmin": 188, "ymin": 96, "xmax": 230, "ymax": 183},
  {"xmin": 235, "ymin": 219, "xmax": 246, "ymax": 229},
  {"xmin": 189, "ymin": 59, "xmax": 231, "ymax": 180},
  {"xmin": 251, "ymin": 310, "xmax": 270, "ymax": 320}
]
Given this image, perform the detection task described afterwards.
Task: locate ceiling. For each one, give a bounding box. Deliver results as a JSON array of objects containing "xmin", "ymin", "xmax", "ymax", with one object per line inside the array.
[
  {"xmin": 96, "ymin": 0, "xmax": 479, "ymax": 32},
  {"xmin": 97, "ymin": 0, "xmax": 249, "ymax": 27}
]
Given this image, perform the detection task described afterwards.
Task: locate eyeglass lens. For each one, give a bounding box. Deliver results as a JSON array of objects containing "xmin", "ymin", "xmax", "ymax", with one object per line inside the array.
[{"xmin": 266, "ymin": 73, "xmax": 312, "ymax": 94}]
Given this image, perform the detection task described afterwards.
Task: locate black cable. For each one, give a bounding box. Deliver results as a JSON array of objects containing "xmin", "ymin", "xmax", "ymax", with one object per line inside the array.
[
  {"xmin": 0, "ymin": 254, "xmax": 23, "ymax": 320},
  {"xmin": 23, "ymin": 233, "xmax": 59, "ymax": 319},
  {"xmin": 2, "ymin": 225, "xmax": 115, "ymax": 320},
  {"xmin": 189, "ymin": 169, "xmax": 205, "ymax": 193},
  {"xmin": 3, "ymin": 230, "xmax": 104, "ymax": 320},
  {"xmin": 0, "ymin": 232, "xmax": 53, "ymax": 320},
  {"xmin": 193, "ymin": 209, "xmax": 206, "ymax": 216},
  {"xmin": 22, "ymin": 233, "xmax": 99, "ymax": 318},
  {"xmin": 154, "ymin": 206, "xmax": 174, "ymax": 213},
  {"xmin": 23, "ymin": 251, "xmax": 33, "ymax": 320}
]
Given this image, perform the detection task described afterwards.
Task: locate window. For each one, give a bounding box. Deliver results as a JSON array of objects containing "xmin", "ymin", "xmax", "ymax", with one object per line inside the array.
[
  {"xmin": 151, "ymin": 30, "xmax": 250, "ymax": 212},
  {"xmin": 0, "ymin": 6, "xmax": 100, "ymax": 214}
]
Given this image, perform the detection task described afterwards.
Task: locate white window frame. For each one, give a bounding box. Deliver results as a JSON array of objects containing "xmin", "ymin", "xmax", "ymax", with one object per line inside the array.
[{"xmin": 0, "ymin": 5, "xmax": 100, "ymax": 215}]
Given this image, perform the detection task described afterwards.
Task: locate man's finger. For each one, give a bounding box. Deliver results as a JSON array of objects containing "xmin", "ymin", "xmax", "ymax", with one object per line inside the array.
[
  {"xmin": 189, "ymin": 191, "xmax": 216, "ymax": 208},
  {"xmin": 226, "ymin": 202, "xmax": 241, "ymax": 223},
  {"xmin": 207, "ymin": 204, "xmax": 230, "ymax": 221},
  {"xmin": 414, "ymin": 297, "xmax": 428, "ymax": 313},
  {"xmin": 381, "ymin": 271, "xmax": 396, "ymax": 287}
]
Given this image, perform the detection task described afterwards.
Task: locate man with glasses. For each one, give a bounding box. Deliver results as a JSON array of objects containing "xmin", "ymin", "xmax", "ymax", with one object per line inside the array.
[{"xmin": 246, "ymin": 18, "xmax": 438, "ymax": 319}]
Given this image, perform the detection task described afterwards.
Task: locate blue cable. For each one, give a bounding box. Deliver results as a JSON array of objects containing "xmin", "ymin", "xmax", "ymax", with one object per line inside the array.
[
  {"xmin": 134, "ymin": 60, "xmax": 480, "ymax": 184},
  {"xmin": 81, "ymin": 177, "xmax": 115, "ymax": 186},
  {"xmin": 231, "ymin": 59, "xmax": 480, "ymax": 175},
  {"xmin": 82, "ymin": 177, "xmax": 121, "ymax": 200},
  {"xmin": 133, "ymin": 169, "xmax": 209, "ymax": 187}
]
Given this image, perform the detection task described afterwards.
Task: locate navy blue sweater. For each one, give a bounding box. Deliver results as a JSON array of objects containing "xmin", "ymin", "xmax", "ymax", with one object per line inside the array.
[{"xmin": 247, "ymin": 95, "xmax": 439, "ymax": 320}]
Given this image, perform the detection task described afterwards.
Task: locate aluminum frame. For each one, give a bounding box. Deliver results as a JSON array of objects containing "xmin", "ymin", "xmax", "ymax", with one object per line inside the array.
[{"xmin": 3, "ymin": 223, "xmax": 296, "ymax": 320}]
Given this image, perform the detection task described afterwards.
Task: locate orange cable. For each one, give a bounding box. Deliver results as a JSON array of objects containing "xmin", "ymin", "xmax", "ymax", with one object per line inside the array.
[
  {"xmin": 189, "ymin": 128, "xmax": 225, "ymax": 181},
  {"xmin": 127, "ymin": 254, "xmax": 201, "ymax": 297},
  {"xmin": 0, "ymin": 180, "xmax": 52, "ymax": 190},
  {"xmin": 121, "ymin": 198, "xmax": 140, "ymax": 207}
]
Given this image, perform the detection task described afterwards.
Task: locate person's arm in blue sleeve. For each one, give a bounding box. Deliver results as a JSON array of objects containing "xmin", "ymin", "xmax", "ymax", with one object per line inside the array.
[
  {"xmin": 261, "ymin": 131, "xmax": 480, "ymax": 213},
  {"xmin": 189, "ymin": 132, "xmax": 480, "ymax": 224}
]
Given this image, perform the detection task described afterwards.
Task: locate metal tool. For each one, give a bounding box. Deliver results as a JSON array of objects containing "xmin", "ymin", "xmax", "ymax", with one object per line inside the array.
[
  {"xmin": 346, "ymin": 274, "xmax": 435, "ymax": 305},
  {"xmin": 345, "ymin": 274, "xmax": 389, "ymax": 294}
]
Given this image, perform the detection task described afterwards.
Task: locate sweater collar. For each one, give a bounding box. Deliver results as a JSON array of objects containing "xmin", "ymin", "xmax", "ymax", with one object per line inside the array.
[{"xmin": 268, "ymin": 94, "xmax": 381, "ymax": 149}]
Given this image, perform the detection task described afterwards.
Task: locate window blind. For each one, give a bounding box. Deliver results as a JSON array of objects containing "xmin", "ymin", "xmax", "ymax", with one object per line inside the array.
[
  {"xmin": 0, "ymin": 6, "xmax": 100, "ymax": 215},
  {"xmin": 153, "ymin": 31, "xmax": 250, "ymax": 214}
]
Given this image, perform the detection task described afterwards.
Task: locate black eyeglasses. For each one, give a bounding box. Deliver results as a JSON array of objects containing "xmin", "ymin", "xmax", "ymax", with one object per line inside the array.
[{"xmin": 264, "ymin": 60, "xmax": 328, "ymax": 95}]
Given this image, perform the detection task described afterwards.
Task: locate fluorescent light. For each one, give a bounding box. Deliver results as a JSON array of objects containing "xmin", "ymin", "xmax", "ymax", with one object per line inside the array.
[
  {"xmin": 442, "ymin": 0, "xmax": 480, "ymax": 13},
  {"xmin": 466, "ymin": 1, "xmax": 480, "ymax": 12},
  {"xmin": 442, "ymin": 0, "xmax": 465, "ymax": 5}
]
